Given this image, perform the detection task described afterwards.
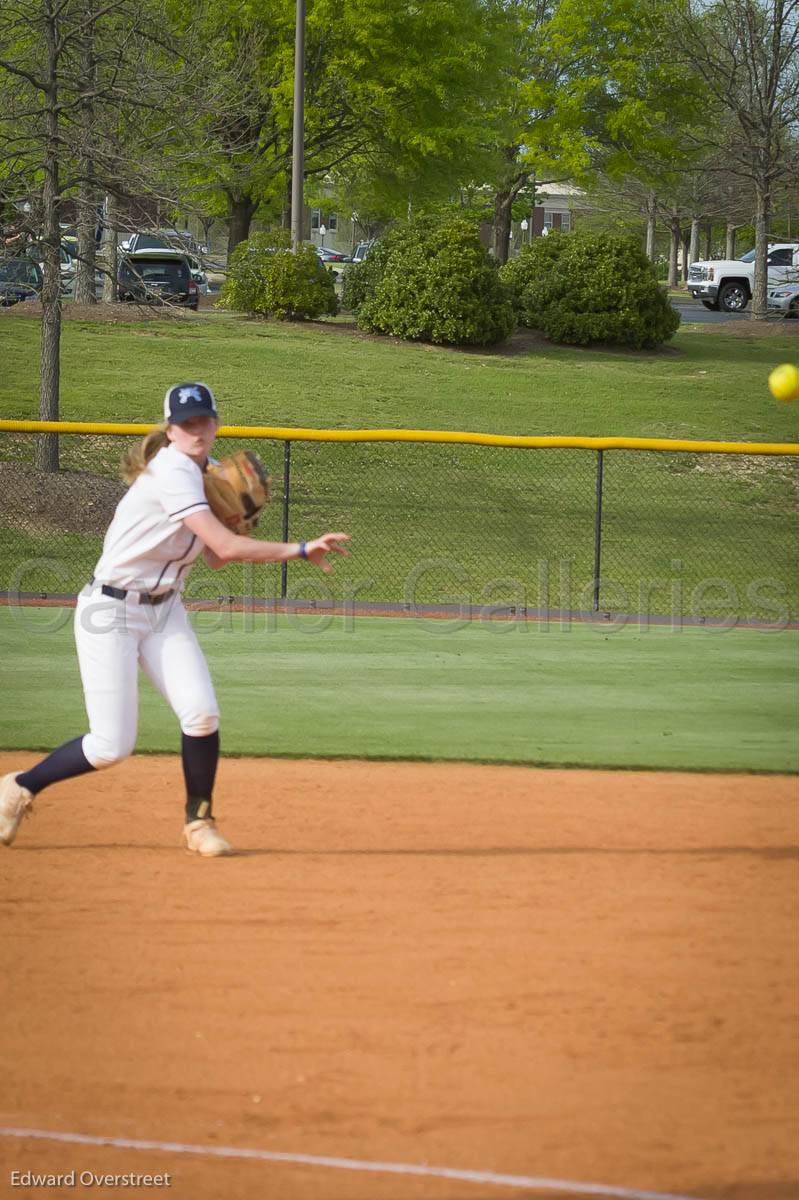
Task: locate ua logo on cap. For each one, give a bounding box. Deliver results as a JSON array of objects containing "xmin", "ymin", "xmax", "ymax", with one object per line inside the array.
[{"xmin": 178, "ymin": 386, "xmax": 203, "ymax": 405}]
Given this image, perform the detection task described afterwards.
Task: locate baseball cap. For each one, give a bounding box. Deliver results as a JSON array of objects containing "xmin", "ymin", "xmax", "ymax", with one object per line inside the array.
[{"xmin": 163, "ymin": 382, "xmax": 219, "ymax": 425}]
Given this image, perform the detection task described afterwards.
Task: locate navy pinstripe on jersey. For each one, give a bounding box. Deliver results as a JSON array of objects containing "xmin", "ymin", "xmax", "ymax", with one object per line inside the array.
[{"xmin": 93, "ymin": 444, "xmax": 210, "ymax": 592}]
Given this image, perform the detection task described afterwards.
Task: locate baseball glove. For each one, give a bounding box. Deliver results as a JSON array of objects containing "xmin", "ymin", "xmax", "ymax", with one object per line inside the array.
[{"xmin": 204, "ymin": 450, "xmax": 270, "ymax": 535}]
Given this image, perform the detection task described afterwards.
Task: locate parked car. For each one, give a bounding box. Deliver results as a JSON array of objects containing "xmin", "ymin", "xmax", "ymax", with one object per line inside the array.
[
  {"xmin": 351, "ymin": 240, "xmax": 375, "ymax": 263},
  {"xmin": 203, "ymin": 259, "xmax": 228, "ymax": 290},
  {"xmin": 170, "ymin": 229, "xmax": 209, "ymax": 256},
  {"xmin": 687, "ymin": 243, "xmax": 799, "ymax": 312},
  {"xmin": 0, "ymin": 256, "xmax": 43, "ymax": 305},
  {"xmin": 315, "ymin": 246, "xmax": 351, "ymax": 264},
  {"xmin": 120, "ymin": 233, "xmax": 209, "ymax": 292},
  {"xmin": 25, "ymin": 241, "xmax": 76, "ymax": 293},
  {"xmin": 767, "ymin": 281, "xmax": 799, "ymax": 317},
  {"xmin": 117, "ymin": 249, "xmax": 200, "ymax": 309},
  {"xmin": 121, "ymin": 230, "xmax": 207, "ymax": 257},
  {"xmin": 309, "ymin": 245, "xmax": 350, "ymax": 280},
  {"xmin": 185, "ymin": 254, "xmax": 210, "ymax": 294}
]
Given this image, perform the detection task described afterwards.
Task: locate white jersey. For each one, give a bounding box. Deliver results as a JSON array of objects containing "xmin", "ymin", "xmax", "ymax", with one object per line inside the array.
[{"xmin": 92, "ymin": 443, "xmax": 210, "ymax": 592}]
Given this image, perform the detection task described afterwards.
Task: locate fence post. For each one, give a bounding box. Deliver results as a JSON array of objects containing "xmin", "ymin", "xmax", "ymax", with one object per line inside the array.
[
  {"xmin": 593, "ymin": 449, "xmax": 604, "ymax": 611},
  {"xmin": 280, "ymin": 439, "xmax": 291, "ymax": 600}
]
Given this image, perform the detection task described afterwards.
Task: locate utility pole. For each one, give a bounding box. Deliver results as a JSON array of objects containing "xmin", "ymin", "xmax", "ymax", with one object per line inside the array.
[{"xmin": 290, "ymin": 0, "xmax": 305, "ymax": 249}]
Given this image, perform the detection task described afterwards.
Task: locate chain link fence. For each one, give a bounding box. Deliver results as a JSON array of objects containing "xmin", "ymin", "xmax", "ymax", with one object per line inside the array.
[{"xmin": 1, "ymin": 425, "xmax": 797, "ymax": 624}]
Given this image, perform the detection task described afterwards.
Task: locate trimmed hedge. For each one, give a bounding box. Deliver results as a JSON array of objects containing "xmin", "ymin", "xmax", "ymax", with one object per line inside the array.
[
  {"xmin": 500, "ymin": 232, "xmax": 680, "ymax": 349},
  {"xmin": 347, "ymin": 216, "xmax": 515, "ymax": 348},
  {"xmin": 222, "ymin": 232, "xmax": 338, "ymax": 320}
]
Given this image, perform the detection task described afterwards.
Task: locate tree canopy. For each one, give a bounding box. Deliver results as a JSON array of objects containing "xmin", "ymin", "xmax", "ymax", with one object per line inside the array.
[
  {"xmin": 172, "ymin": 0, "xmax": 508, "ymax": 255},
  {"xmin": 480, "ymin": 0, "xmax": 706, "ymax": 261},
  {"xmin": 667, "ymin": 0, "xmax": 799, "ymax": 317}
]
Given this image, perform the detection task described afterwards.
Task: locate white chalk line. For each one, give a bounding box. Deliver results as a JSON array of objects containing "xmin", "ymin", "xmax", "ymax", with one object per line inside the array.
[{"xmin": 0, "ymin": 1126, "xmax": 707, "ymax": 1200}]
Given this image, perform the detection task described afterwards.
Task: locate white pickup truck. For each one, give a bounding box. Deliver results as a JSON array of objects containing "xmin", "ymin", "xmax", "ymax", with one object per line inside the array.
[{"xmin": 687, "ymin": 243, "xmax": 799, "ymax": 312}]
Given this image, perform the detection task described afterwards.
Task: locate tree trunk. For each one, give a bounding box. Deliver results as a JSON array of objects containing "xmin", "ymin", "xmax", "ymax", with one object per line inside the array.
[
  {"xmin": 227, "ymin": 194, "xmax": 258, "ymax": 257},
  {"xmin": 681, "ymin": 234, "xmax": 689, "ymax": 283},
  {"xmin": 74, "ymin": 179, "xmax": 97, "ymax": 303},
  {"xmin": 689, "ymin": 218, "xmax": 700, "ymax": 267},
  {"xmin": 100, "ymin": 192, "xmax": 118, "ymax": 303},
  {"xmin": 645, "ymin": 191, "xmax": 657, "ymax": 262},
  {"xmin": 492, "ymin": 153, "xmax": 529, "ymax": 265},
  {"xmin": 668, "ymin": 214, "xmax": 681, "ymax": 287},
  {"xmin": 37, "ymin": 0, "xmax": 62, "ymax": 473},
  {"xmin": 281, "ymin": 174, "xmax": 292, "ymax": 230},
  {"xmin": 704, "ymin": 219, "xmax": 713, "ymax": 259},
  {"xmin": 492, "ymin": 190, "xmax": 515, "ymax": 264},
  {"xmin": 725, "ymin": 222, "xmax": 736, "ymax": 259},
  {"xmin": 751, "ymin": 187, "xmax": 769, "ymax": 321},
  {"xmin": 200, "ymin": 215, "xmax": 215, "ymax": 248},
  {"xmin": 73, "ymin": 5, "xmax": 97, "ymax": 304}
]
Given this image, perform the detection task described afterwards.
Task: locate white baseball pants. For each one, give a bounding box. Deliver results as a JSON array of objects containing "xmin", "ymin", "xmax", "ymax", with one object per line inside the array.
[{"xmin": 74, "ymin": 589, "xmax": 220, "ymax": 769}]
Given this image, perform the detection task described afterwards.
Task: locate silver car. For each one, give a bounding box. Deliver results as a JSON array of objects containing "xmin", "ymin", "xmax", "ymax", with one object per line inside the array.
[
  {"xmin": 26, "ymin": 242, "xmax": 75, "ymax": 294},
  {"xmin": 767, "ymin": 282, "xmax": 799, "ymax": 316},
  {"xmin": 186, "ymin": 255, "xmax": 209, "ymax": 294}
]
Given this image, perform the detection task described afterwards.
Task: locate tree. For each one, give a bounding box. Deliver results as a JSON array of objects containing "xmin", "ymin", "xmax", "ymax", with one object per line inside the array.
[
  {"xmin": 669, "ymin": 0, "xmax": 799, "ymax": 319},
  {"xmin": 0, "ymin": 0, "xmax": 201, "ymax": 458},
  {"xmin": 72, "ymin": 1, "xmax": 98, "ymax": 304},
  {"xmin": 174, "ymin": 0, "xmax": 507, "ymax": 257},
  {"xmin": 481, "ymin": 0, "xmax": 705, "ymax": 263},
  {"xmin": 480, "ymin": 0, "xmax": 582, "ymax": 264},
  {"xmin": 315, "ymin": 138, "xmax": 500, "ymax": 243},
  {"xmin": 577, "ymin": 175, "xmax": 669, "ymax": 264}
]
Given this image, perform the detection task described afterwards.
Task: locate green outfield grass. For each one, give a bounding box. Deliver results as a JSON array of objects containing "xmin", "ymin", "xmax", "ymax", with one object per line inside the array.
[
  {"xmin": 2, "ymin": 313, "xmax": 799, "ymax": 441},
  {"xmin": 1, "ymin": 607, "xmax": 796, "ymax": 772},
  {"xmin": 2, "ymin": 314, "xmax": 798, "ymax": 618}
]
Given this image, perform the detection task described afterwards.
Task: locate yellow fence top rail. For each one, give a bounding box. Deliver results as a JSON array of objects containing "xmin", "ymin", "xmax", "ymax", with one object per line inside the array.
[{"xmin": 1, "ymin": 420, "xmax": 798, "ymax": 456}]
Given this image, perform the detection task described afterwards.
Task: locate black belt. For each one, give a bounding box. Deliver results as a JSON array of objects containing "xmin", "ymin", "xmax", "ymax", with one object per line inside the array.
[{"xmin": 90, "ymin": 578, "xmax": 175, "ymax": 606}]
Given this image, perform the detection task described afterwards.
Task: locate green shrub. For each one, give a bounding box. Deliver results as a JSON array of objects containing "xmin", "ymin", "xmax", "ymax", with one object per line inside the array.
[
  {"xmin": 341, "ymin": 220, "xmax": 440, "ymax": 315},
  {"xmin": 499, "ymin": 232, "xmax": 680, "ymax": 349},
  {"xmin": 222, "ymin": 232, "xmax": 338, "ymax": 320},
  {"xmin": 499, "ymin": 232, "xmax": 568, "ymax": 330},
  {"xmin": 340, "ymin": 237, "xmax": 394, "ymax": 313},
  {"xmin": 354, "ymin": 216, "xmax": 515, "ymax": 347}
]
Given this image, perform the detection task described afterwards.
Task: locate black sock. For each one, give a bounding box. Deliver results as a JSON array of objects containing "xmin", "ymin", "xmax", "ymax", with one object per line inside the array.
[
  {"xmin": 182, "ymin": 730, "xmax": 219, "ymax": 822},
  {"xmin": 16, "ymin": 736, "xmax": 96, "ymax": 797}
]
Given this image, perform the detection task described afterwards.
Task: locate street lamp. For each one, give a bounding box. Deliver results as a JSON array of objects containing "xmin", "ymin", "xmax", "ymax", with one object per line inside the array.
[{"xmin": 520, "ymin": 218, "xmax": 528, "ymax": 247}]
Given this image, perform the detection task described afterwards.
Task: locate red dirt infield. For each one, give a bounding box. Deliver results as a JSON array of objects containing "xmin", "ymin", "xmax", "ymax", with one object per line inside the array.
[{"xmin": 0, "ymin": 753, "xmax": 797, "ymax": 1200}]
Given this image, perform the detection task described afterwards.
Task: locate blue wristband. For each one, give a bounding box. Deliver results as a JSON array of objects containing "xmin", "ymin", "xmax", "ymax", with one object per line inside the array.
[{"xmin": 299, "ymin": 541, "xmax": 308, "ymax": 560}]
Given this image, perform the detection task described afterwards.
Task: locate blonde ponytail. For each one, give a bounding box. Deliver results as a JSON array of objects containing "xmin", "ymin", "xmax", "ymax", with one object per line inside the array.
[{"xmin": 121, "ymin": 423, "xmax": 170, "ymax": 484}]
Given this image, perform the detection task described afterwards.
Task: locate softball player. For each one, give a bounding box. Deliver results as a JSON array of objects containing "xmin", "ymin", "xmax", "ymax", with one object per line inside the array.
[{"xmin": 0, "ymin": 383, "xmax": 349, "ymax": 857}]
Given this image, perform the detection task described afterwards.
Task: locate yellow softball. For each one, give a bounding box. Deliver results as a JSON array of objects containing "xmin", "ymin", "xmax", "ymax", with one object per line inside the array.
[{"xmin": 768, "ymin": 363, "xmax": 799, "ymax": 403}]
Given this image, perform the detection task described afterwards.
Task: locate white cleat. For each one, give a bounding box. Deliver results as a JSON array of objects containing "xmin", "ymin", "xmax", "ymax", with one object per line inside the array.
[
  {"xmin": 183, "ymin": 818, "xmax": 232, "ymax": 857},
  {"xmin": 0, "ymin": 773, "xmax": 34, "ymax": 846}
]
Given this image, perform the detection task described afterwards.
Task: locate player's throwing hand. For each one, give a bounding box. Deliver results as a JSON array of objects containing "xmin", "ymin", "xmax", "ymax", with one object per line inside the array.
[{"xmin": 303, "ymin": 533, "xmax": 350, "ymax": 573}]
